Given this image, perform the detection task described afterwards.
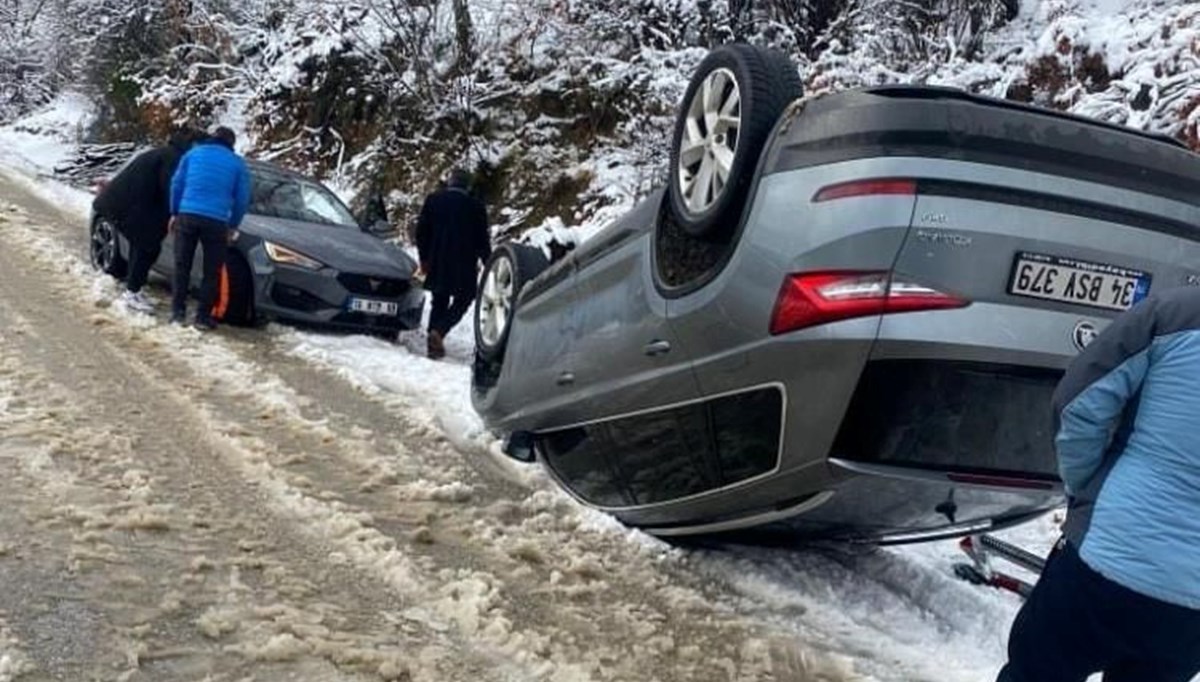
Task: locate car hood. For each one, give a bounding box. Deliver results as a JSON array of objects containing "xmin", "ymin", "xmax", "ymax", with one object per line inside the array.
[{"xmin": 242, "ymin": 215, "xmax": 416, "ymax": 278}]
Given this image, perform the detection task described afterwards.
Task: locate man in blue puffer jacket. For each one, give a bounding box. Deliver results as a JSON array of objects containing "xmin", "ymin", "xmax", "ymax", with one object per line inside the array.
[
  {"xmin": 169, "ymin": 126, "xmax": 251, "ymax": 330},
  {"xmin": 998, "ymin": 286, "xmax": 1200, "ymax": 682}
]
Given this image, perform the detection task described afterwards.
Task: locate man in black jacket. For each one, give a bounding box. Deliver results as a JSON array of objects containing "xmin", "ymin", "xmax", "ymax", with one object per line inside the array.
[
  {"xmin": 416, "ymin": 168, "xmax": 491, "ymax": 359},
  {"xmin": 93, "ymin": 129, "xmax": 199, "ymax": 313}
]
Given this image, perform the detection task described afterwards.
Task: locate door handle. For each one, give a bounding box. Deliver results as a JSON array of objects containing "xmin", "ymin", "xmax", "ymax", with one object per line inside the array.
[
  {"xmin": 556, "ymin": 371, "xmax": 576, "ymax": 386},
  {"xmin": 643, "ymin": 340, "xmax": 672, "ymax": 357}
]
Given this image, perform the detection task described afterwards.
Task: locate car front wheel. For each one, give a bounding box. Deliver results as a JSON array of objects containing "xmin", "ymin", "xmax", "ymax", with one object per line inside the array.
[{"xmin": 474, "ymin": 243, "xmax": 549, "ymax": 363}]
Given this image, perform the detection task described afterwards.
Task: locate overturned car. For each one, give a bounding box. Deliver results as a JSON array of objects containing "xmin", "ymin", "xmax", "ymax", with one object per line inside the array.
[{"xmin": 470, "ymin": 44, "xmax": 1200, "ymax": 543}]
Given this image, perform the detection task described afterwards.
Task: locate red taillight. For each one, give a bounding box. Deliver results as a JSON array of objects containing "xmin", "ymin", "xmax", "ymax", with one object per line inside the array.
[
  {"xmin": 769, "ymin": 271, "xmax": 969, "ymax": 335},
  {"xmin": 813, "ymin": 178, "xmax": 916, "ymax": 203}
]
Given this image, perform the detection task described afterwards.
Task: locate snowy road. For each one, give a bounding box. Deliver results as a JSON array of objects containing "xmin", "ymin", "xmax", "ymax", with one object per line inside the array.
[{"xmin": 0, "ymin": 169, "xmax": 1067, "ymax": 682}]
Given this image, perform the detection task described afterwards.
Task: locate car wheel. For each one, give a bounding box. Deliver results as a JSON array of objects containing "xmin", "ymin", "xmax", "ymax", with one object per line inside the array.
[
  {"xmin": 215, "ymin": 254, "xmax": 256, "ymax": 326},
  {"xmin": 667, "ymin": 44, "xmax": 803, "ymax": 242},
  {"xmin": 475, "ymin": 243, "xmax": 549, "ymax": 363},
  {"xmin": 377, "ymin": 329, "xmax": 401, "ymax": 343},
  {"xmin": 90, "ymin": 216, "xmax": 127, "ymax": 278}
]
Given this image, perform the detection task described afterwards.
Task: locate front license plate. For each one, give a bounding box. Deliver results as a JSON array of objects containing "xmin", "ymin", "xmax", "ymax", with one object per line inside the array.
[
  {"xmin": 1009, "ymin": 252, "xmax": 1151, "ymax": 311},
  {"xmin": 348, "ymin": 298, "xmax": 400, "ymax": 316}
]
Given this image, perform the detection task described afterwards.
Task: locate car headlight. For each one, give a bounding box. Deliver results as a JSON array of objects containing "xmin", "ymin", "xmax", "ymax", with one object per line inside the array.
[{"xmin": 264, "ymin": 241, "xmax": 324, "ymax": 270}]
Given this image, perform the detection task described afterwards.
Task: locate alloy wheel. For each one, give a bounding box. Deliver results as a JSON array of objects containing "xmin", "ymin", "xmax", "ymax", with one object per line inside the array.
[
  {"xmin": 677, "ymin": 67, "xmax": 742, "ymax": 215},
  {"xmin": 479, "ymin": 255, "xmax": 515, "ymax": 348},
  {"xmin": 91, "ymin": 218, "xmax": 115, "ymax": 272}
]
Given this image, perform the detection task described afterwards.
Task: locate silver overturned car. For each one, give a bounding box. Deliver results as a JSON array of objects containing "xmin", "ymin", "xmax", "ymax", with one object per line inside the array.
[
  {"xmin": 91, "ymin": 160, "xmax": 423, "ymax": 337},
  {"xmin": 471, "ymin": 44, "xmax": 1200, "ymax": 543}
]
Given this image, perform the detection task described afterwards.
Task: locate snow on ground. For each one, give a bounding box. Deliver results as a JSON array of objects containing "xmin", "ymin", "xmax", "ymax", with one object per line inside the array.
[{"xmin": 0, "ymin": 620, "xmax": 31, "ymax": 682}]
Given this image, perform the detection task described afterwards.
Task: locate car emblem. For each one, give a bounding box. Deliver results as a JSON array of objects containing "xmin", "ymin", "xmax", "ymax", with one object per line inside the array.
[
  {"xmin": 368, "ymin": 278, "xmax": 382, "ymax": 292},
  {"xmin": 1072, "ymin": 321, "xmax": 1098, "ymax": 351}
]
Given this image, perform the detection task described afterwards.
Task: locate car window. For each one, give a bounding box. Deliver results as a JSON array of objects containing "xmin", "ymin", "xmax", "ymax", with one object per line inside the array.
[
  {"xmin": 539, "ymin": 425, "xmax": 630, "ymax": 507},
  {"xmin": 250, "ymin": 170, "xmax": 357, "ymax": 228},
  {"xmin": 607, "ymin": 405, "xmax": 718, "ymax": 505},
  {"xmin": 709, "ymin": 387, "xmax": 782, "ymax": 484}
]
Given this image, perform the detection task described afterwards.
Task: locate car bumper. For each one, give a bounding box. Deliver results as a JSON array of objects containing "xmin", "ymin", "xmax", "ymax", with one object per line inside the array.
[{"xmin": 250, "ymin": 253, "xmax": 424, "ymax": 333}]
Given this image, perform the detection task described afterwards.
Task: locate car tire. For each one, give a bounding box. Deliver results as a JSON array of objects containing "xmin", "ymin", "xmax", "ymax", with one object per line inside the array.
[
  {"xmin": 90, "ymin": 216, "xmax": 127, "ymax": 278},
  {"xmin": 667, "ymin": 44, "xmax": 803, "ymax": 242},
  {"xmin": 474, "ymin": 243, "xmax": 549, "ymax": 363},
  {"xmin": 216, "ymin": 253, "xmax": 256, "ymax": 326},
  {"xmin": 376, "ymin": 329, "xmax": 402, "ymax": 343}
]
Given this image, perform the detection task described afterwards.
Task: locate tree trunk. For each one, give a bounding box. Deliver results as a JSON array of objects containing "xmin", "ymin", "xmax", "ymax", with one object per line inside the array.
[{"xmin": 452, "ymin": 0, "xmax": 476, "ymax": 74}]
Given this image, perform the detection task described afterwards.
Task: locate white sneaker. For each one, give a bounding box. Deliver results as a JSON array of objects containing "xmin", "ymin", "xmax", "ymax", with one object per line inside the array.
[{"xmin": 120, "ymin": 290, "xmax": 155, "ymax": 314}]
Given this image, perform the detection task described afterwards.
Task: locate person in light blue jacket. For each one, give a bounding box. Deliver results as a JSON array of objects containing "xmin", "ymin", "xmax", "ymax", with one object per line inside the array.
[
  {"xmin": 999, "ymin": 286, "xmax": 1200, "ymax": 682},
  {"xmin": 168, "ymin": 126, "xmax": 251, "ymax": 330}
]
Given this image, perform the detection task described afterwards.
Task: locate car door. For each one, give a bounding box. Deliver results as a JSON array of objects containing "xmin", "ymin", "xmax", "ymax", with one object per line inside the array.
[
  {"xmin": 154, "ymin": 220, "xmax": 217, "ymax": 284},
  {"xmin": 533, "ymin": 199, "xmax": 710, "ymax": 510},
  {"xmin": 494, "ymin": 256, "xmax": 587, "ymax": 427},
  {"xmin": 562, "ymin": 199, "xmax": 701, "ymax": 425}
]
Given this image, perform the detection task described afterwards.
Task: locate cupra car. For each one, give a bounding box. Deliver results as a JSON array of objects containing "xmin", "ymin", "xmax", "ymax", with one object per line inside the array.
[{"xmin": 91, "ymin": 160, "xmax": 423, "ymax": 337}]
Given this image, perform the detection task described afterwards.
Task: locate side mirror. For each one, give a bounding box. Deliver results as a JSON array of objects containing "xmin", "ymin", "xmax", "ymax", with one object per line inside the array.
[{"xmin": 365, "ymin": 219, "xmax": 396, "ymax": 237}]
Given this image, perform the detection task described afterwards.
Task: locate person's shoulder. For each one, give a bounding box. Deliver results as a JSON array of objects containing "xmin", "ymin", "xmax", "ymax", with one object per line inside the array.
[{"xmin": 1146, "ymin": 286, "xmax": 1200, "ymax": 336}]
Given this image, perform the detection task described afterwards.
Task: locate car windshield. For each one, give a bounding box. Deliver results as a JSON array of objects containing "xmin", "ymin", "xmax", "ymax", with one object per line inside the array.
[{"xmin": 250, "ymin": 169, "xmax": 357, "ymax": 228}]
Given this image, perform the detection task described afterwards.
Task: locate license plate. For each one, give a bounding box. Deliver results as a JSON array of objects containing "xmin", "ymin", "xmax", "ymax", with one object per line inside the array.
[
  {"xmin": 1009, "ymin": 252, "xmax": 1151, "ymax": 311},
  {"xmin": 347, "ymin": 298, "xmax": 399, "ymax": 316}
]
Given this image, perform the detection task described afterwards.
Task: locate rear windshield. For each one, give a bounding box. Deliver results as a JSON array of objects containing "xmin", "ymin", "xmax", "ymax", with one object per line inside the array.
[{"xmin": 249, "ymin": 169, "xmax": 356, "ymax": 228}]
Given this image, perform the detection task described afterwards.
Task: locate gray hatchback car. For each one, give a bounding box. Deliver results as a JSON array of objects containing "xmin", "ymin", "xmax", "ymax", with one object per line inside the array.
[{"xmin": 471, "ymin": 44, "xmax": 1200, "ymax": 543}]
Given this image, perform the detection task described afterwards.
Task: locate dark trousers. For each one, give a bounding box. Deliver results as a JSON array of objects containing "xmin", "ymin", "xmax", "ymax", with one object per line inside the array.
[
  {"xmin": 126, "ymin": 239, "xmax": 162, "ymax": 293},
  {"xmin": 999, "ymin": 541, "xmax": 1200, "ymax": 682},
  {"xmin": 172, "ymin": 215, "xmax": 228, "ymax": 322},
  {"xmin": 429, "ymin": 291, "xmax": 474, "ymax": 336}
]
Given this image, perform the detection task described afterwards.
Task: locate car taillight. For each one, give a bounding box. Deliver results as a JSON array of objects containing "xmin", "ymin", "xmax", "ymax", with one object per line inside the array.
[
  {"xmin": 812, "ymin": 178, "xmax": 916, "ymax": 203},
  {"xmin": 769, "ymin": 271, "xmax": 969, "ymax": 335}
]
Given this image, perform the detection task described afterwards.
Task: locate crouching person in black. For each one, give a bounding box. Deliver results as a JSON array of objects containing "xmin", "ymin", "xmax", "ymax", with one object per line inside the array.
[{"xmin": 92, "ymin": 128, "xmax": 199, "ymax": 313}]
